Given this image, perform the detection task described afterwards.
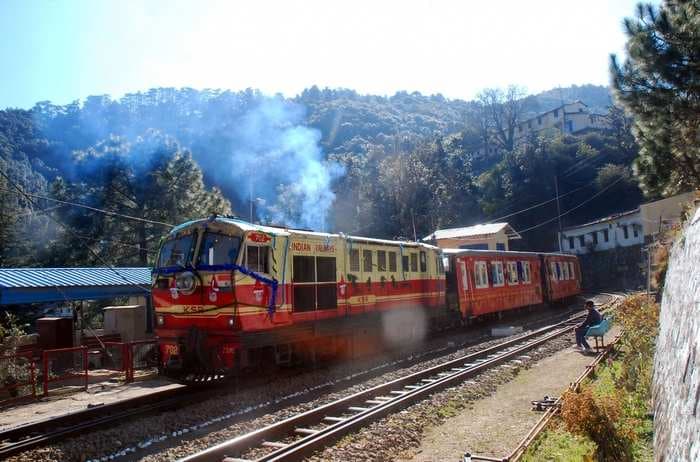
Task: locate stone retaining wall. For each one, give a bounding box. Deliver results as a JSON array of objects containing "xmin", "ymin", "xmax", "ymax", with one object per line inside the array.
[
  {"xmin": 652, "ymin": 207, "xmax": 700, "ymax": 461},
  {"xmin": 578, "ymin": 244, "xmax": 646, "ymax": 290}
]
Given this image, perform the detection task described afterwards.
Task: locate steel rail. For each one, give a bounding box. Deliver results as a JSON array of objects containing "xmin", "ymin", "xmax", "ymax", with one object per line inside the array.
[
  {"xmin": 180, "ymin": 301, "xmax": 619, "ymax": 462},
  {"xmin": 0, "ymin": 385, "xmax": 192, "ymax": 458}
]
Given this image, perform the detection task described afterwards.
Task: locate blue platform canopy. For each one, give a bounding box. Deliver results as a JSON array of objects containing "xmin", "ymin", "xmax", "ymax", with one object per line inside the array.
[{"xmin": 0, "ymin": 267, "xmax": 152, "ymax": 305}]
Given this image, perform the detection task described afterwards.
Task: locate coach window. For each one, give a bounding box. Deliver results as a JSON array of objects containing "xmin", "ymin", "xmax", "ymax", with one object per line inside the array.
[
  {"xmin": 349, "ymin": 248, "xmax": 360, "ymax": 272},
  {"xmin": 419, "ymin": 251, "xmax": 427, "ymax": 272},
  {"xmin": 246, "ymin": 245, "xmax": 270, "ymax": 274},
  {"xmin": 377, "ymin": 250, "xmax": 387, "ymax": 272},
  {"xmin": 474, "ymin": 261, "xmax": 489, "ymax": 289},
  {"xmin": 550, "ymin": 262, "xmax": 558, "ymax": 281},
  {"xmin": 388, "ymin": 251, "xmax": 397, "ymax": 272},
  {"xmin": 410, "ymin": 253, "xmax": 418, "ymax": 272},
  {"xmin": 491, "ymin": 261, "xmax": 504, "ymax": 287},
  {"xmin": 363, "ymin": 250, "xmax": 373, "ymax": 272},
  {"xmin": 562, "ymin": 262, "xmax": 569, "ymax": 280},
  {"xmin": 522, "ymin": 261, "xmax": 531, "ymax": 283},
  {"xmin": 569, "ymin": 261, "xmax": 575, "ymax": 279},
  {"xmin": 402, "ymin": 255, "xmax": 409, "ymax": 273},
  {"xmin": 507, "ymin": 261, "xmax": 518, "ymax": 285}
]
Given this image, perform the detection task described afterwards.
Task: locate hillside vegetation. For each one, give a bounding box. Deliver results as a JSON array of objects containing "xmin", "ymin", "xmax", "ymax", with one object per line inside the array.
[{"xmin": 0, "ymin": 84, "xmax": 643, "ymax": 266}]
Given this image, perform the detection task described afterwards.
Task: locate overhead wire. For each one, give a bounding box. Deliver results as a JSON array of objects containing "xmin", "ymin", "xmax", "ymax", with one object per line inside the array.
[
  {"xmin": 0, "ymin": 186, "xmax": 174, "ymax": 227},
  {"xmin": 515, "ymin": 175, "xmax": 627, "ymax": 235},
  {"xmin": 0, "ymin": 169, "xmax": 152, "ymax": 295},
  {"xmin": 485, "ymin": 182, "xmax": 592, "ymax": 224}
]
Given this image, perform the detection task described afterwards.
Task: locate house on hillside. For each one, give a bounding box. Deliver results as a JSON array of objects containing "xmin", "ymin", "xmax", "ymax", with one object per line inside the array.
[
  {"xmin": 558, "ymin": 209, "xmax": 643, "ymax": 255},
  {"xmin": 476, "ymin": 101, "xmax": 610, "ymax": 160},
  {"xmin": 558, "ymin": 190, "xmax": 698, "ymax": 255},
  {"xmin": 515, "ymin": 101, "xmax": 610, "ymax": 142},
  {"xmin": 422, "ymin": 223, "xmax": 521, "ymax": 250}
]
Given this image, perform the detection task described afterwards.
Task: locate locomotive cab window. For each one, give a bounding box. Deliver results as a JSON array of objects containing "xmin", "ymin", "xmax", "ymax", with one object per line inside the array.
[
  {"xmin": 245, "ymin": 245, "xmax": 270, "ymax": 274},
  {"xmin": 410, "ymin": 253, "xmax": 418, "ymax": 272},
  {"xmin": 419, "ymin": 251, "xmax": 427, "ymax": 272},
  {"xmin": 402, "ymin": 255, "xmax": 409, "ymax": 273},
  {"xmin": 158, "ymin": 234, "xmax": 196, "ymax": 268},
  {"xmin": 197, "ymin": 232, "xmax": 241, "ymax": 266}
]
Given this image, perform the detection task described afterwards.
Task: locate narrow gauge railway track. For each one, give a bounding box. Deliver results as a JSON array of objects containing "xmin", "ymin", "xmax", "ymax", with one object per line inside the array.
[
  {"xmin": 0, "ymin": 294, "xmax": 617, "ymax": 461},
  {"xmin": 180, "ymin": 295, "xmax": 622, "ymax": 462},
  {"xmin": 0, "ymin": 385, "xmax": 196, "ymax": 459}
]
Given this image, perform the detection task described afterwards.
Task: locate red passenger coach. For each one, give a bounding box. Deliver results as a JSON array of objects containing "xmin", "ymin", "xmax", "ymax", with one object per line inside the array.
[
  {"xmin": 542, "ymin": 253, "xmax": 581, "ymax": 302},
  {"xmin": 446, "ymin": 250, "xmax": 543, "ymax": 319}
]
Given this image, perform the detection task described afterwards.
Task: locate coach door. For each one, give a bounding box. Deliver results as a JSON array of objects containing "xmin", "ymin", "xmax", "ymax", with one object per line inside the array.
[
  {"xmin": 292, "ymin": 255, "xmax": 338, "ymax": 314},
  {"xmin": 457, "ymin": 259, "xmax": 472, "ymax": 316}
]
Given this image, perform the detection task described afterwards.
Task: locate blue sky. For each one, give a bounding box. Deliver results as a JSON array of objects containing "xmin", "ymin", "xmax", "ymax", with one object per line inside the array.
[{"xmin": 0, "ymin": 0, "xmax": 652, "ymax": 109}]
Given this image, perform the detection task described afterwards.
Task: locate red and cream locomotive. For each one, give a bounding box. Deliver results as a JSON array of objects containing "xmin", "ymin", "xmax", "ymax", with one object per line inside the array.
[{"xmin": 152, "ymin": 216, "xmax": 580, "ymax": 381}]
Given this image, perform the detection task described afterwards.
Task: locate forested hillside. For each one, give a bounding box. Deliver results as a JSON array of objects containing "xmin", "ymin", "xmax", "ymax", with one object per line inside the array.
[{"xmin": 0, "ymin": 84, "xmax": 645, "ymax": 267}]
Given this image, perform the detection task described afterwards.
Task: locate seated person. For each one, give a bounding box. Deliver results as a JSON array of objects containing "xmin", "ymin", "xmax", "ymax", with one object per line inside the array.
[{"xmin": 575, "ymin": 300, "xmax": 602, "ymax": 353}]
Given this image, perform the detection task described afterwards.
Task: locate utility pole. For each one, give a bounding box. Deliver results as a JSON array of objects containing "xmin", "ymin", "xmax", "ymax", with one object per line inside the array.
[
  {"xmin": 554, "ymin": 175, "xmax": 563, "ymax": 252},
  {"xmin": 249, "ymin": 176, "xmax": 253, "ymax": 223},
  {"xmin": 411, "ymin": 209, "xmax": 417, "ymax": 242}
]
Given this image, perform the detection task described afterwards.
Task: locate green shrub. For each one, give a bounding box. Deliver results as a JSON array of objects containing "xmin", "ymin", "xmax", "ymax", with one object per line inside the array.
[{"xmin": 521, "ymin": 428, "xmax": 597, "ymax": 462}]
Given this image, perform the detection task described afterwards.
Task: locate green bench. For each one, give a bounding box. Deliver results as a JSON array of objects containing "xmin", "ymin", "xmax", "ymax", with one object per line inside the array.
[{"xmin": 585, "ymin": 318, "xmax": 611, "ymax": 350}]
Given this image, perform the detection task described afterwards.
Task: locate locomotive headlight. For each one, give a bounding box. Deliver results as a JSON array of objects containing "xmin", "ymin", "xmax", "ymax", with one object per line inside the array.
[
  {"xmin": 157, "ymin": 314, "xmax": 165, "ymax": 326},
  {"xmin": 176, "ymin": 271, "xmax": 196, "ymax": 294},
  {"xmin": 228, "ymin": 318, "xmax": 235, "ymax": 327}
]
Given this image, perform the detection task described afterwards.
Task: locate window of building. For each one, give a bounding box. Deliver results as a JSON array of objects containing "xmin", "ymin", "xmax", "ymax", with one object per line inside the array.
[
  {"xmin": 566, "ymin": 120, "xmax": 574, "ymax": 132},
  {"xmin": 507, "ymin": 261, "xmax": 518, "ymax": 284},
  {"xmin": 419, "ymin": 251, "xmax": 427, "ymax": 272},
  {"xmin": 592, "ymin": 232, "xmax": 598, "ymax": 245},
  {"xmin": 528, "ymin": 121, "xmax": 532, "ymax": 129},
  {"xmin": 568, "ymin": 236, "xmax": 574, "ymax": 249},
  {"xmin": 388, "ymin": 251, "xmax": 397, "ymax": 272},
  {"xmin": 622, "ymin": 225, "xmax": 629, "ymax": 239},
  {"xmin": 603, "ymin": 229, "xmax": 609, "ymax": 242},
  {"xmin": 579, "ymin": 235, "xmax": 585, "ymax": 247},
  {"xmin": 633, "ymin": 226, "xmax": 639, "ymax": 238},
  {"xmin": 377, "ymin": 250, "xmax": 386, "ymax": 272},
  {"xmin": 410, "ymin": 253, "xmax": 418, "ymax": 272},
  {"xmin": 474, "ymin": 261, "xmax": 489, "ymax": 288},
  {"xmin": 349, "ymin": 248, "xmax": 360, "ymax": 272},
  {"xmin": 491, "ymin": 261, "xmax": 505, "ymax": 287},
  {"xmin": 537, "ymin": 116, "xmax": 542, "ymax": 125},
  {"xmin": 363, "ymin": 250, "xmax": 373, "ymax": 272},
  {"xmin": 246, "ymin": 245, "xmax": 270, "ymax": 274},
  {"xmin": 553, "ymin": 109, "xmax": 559, "ymax": 118}
]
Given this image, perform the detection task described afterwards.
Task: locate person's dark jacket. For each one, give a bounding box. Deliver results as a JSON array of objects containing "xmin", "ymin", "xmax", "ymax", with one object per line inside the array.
[{"xmin": 579, "ymin": 308, "xmax": 602, "ymax": 329}]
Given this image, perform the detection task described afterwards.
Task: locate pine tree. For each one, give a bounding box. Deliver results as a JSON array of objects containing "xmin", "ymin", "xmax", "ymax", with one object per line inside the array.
[{"xmin": 611, "ymin": 1, "xmax": 700, "ymax": 197}]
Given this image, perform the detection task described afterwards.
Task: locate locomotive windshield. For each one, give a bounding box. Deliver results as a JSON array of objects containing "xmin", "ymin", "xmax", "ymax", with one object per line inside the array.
[
  {"xmin": 197, "ymin": 232, "xmax": 241, "ymax": 266},
  {"xmin": 157, "ymin": 235, "xmax": 195, "ymax": 268}
]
